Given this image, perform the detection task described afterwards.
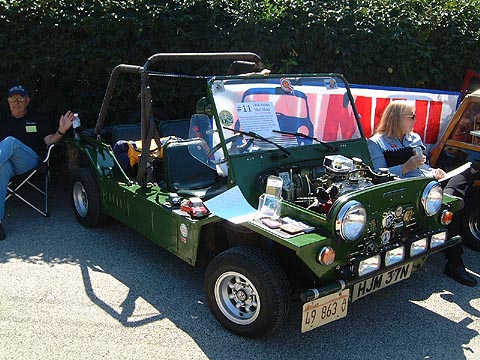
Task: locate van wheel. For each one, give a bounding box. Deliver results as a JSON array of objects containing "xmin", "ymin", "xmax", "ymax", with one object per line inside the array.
[
  {"xmin": 204, "ymin": 246, "xmax": 290, "ymax": 338},
  {"xmin": 71, "ymin": 168, "xmax": 108, "ymax": 227},
  {"xmin": 462, "ymin": 194, "xmax": 480, "ymax": 251}
]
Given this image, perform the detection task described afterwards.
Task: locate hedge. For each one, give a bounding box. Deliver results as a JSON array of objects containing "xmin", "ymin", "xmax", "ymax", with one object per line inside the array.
[{"xmin": 0, "ymin": 0, "xmax": 479, "ymax": 126}]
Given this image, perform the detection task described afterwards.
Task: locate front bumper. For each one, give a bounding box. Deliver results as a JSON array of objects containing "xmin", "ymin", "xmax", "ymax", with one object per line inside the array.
[{"xmin": 300, "ymin": 234, "xmax": 461, "ymax": 303}]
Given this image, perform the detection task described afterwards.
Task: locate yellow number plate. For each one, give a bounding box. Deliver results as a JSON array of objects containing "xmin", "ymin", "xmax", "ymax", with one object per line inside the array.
[{"xmin": 301, "ymin": 289, "xmax": 349, "ymax": 333}]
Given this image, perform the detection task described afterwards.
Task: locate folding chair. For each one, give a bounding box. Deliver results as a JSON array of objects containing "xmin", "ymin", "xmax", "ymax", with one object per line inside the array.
[{"xmin": 6, "ymin": 144, "xmax": 55, "ymax": 217}]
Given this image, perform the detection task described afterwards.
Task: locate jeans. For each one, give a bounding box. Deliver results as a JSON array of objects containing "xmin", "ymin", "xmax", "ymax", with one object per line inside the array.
[{"xmin": 0, "ymin": 136, "xmax": 40, "ymax": 220}]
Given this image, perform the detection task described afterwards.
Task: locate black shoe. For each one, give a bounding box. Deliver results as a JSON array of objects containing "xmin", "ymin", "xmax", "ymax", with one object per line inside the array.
[
  {"xmin": 0, "ymin": 224, "xmax": 5, "ymax": 241},
  {"xmin": 444, "ymin": 263, "xmax": 477, "ymax": 287}
]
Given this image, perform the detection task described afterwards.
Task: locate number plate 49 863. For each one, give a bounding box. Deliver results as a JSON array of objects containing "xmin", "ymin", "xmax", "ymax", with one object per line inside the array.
[{"xmin": 301, "ymin": 290, "xmax": 350, "ymax": 333}]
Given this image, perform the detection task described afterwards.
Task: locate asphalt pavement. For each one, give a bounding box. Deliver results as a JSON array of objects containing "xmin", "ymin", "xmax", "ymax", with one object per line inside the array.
[{"xmin": 0, "ymin": 186, "xmax": 479, "ymax": 360}]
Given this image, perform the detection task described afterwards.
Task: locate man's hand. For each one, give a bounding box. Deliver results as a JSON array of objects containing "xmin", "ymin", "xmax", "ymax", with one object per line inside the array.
[
  {"xmin": 58, "ymin": 111, "xmax": 75, "ymax": 134},
  {"xmin": 44, "ymin": 110, "xmax": 75, "ymax": 146}
]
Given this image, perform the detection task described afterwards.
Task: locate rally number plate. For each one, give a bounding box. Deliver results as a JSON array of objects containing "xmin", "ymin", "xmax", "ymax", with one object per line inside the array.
[
  {"xmin": 351, "ymin": 263, "xmax": 412, "ymax": 302},
  {"xmin": 301, "ymin": 290, "xmax": 349, "ymax": 333}
]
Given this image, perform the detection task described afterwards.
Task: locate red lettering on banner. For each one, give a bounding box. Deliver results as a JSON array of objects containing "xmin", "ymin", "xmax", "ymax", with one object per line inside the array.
[
  {"xmin": 412, "ymin": 100, "xmax": 442, "ymax": 144},
  {"xmin": 240, "ymin": 87, "xmax": 450, "ymax": 146},
  {"xmin": 323, "ymin": 94, "xmax": 357, "ymax": 141},
  {"xmin": 355, "ymin": 97, "xmax": 443, "ymax": 144},
  {"xmin": 355, "ymin": 96, "xmax": 373, "ymax": 137},
  {"xmin": 425, "ymin": 101, "xmax": 442, "ymax": 144},
  {"xmin": 350, "ymin": 87, "xmax": 459, "ymax": 147},
  {"xmin": 375, "ymin": 98, "xmax": 392, "ymax": 130},
  {"xmin": 414, "ymin": 100, "xmax": 428, "ymax": 141}
]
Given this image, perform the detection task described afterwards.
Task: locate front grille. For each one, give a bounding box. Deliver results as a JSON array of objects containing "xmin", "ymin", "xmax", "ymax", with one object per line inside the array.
[{"xmin": 348, "ymin": 203, "xmax": 417, "ymax": 262}]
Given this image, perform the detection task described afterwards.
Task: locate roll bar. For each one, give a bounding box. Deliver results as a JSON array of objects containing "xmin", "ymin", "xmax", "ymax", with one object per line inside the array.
[
  {"xmin": 93, "ymin": 52, "xmax": 263, "ymax": 184},
  {"xmin": 94, "ymin": 52, "xmax": 262, "ymax": 135}
]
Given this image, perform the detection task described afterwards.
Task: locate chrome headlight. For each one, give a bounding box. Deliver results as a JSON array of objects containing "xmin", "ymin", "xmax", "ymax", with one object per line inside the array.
[
  {"xmin": 431, "ymin": 231, "xmax": 447, "ymax": 248},
  {"xmin": 385, "ymin": 246, "xmax": 405, "ymax": 266},
  {"xmin": 358, "ymin": 255, "xmax": 381, "ymax": 276},
  {"xmin": 410, "ymin": 238, "xmax": 428, "ymax": 257},
  {"xmin": 335, "ymin": 200, "xmax": 367, "ymax": 241},
  {"xmin": 421, "ymin": 181, "xmax": 443, "ymax": 216}
]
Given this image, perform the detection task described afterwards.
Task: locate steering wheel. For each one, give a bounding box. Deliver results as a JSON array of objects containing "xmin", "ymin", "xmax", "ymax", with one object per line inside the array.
[{"xmin": 206, "ymin": 134, "xmax": 253, "ymax": 159}]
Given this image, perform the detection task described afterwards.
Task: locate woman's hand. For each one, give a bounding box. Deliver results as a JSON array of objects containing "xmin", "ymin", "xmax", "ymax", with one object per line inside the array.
[
  {"xmin": 402, "ymin": 154, "xmax": 426, "ymax": 175},
  {"xmin": 431, "ymin": 168, "xmax": 446, "ymax": 180}
]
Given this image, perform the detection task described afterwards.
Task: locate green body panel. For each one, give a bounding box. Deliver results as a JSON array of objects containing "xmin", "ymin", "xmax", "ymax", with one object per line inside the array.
[
  {"xmin": 99, "ymin": 178, "xmax": 178, "ymax": 253},
  {"xmin": 98, "ymin": 173, "xmax": 221, "ymax": 265},
  {"xmin": 70, "ymin": 139, "xmax": 221, "ymax": 266}
]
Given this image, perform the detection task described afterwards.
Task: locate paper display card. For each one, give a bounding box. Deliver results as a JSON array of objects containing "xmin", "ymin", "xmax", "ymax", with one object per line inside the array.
[
  {"xmin": 439, "ymin": 162, "xmax": 472, "ymax": 183},
  {"xmin": 236, "ymin": 102, "xmax": 280, "ymax": 138},
  {"xmin": 204, "ymin": 186, "xmax": 257, "ymax": 224}
]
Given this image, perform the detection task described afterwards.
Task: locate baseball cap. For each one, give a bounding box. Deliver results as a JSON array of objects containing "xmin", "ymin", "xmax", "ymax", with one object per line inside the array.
[{"xmin": 8, "ymin": 85, "xmax": 28, "ymax": 97}]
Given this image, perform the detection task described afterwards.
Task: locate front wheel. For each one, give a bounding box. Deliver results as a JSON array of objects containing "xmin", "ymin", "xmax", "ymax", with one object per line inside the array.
[
  {"xmin": 71, "ymin": 168, "xmax": 108, "ymax": 227},
  {"xmin": 204, "ymin": 246, "xmax": 291, "ymax": 338},
  {"xmin": 462, "ymin": 194, "xmax": 480, "ymax": 251}
]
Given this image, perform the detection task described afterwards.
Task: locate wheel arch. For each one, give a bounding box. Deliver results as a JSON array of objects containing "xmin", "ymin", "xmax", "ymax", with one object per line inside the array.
[
  {"xmin": 196, "ymin": 221, "xmax": 259, "ymax": 267},
  {"xmin": 67, "ymin": 143, "xmax": 98, "ymax": 173},
  {"xmin": 196, "ymin": 221, "xmax": 312, "ymax": 287}
]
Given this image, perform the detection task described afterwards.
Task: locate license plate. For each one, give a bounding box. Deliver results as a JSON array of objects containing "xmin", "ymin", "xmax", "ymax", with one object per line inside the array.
[
  {"xmin": 351, "ymin": 263, "xmax": 412, "ymax": 302},
  {"xmin": 301, "ymin": 289, "xmax": 349, "ymax": 333}
]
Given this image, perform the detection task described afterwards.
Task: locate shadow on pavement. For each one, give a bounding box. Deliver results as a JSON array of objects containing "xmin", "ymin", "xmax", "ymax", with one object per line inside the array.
[{"xmin": 1, "ymin": 188, "xmax": 479, "ymax": 360}]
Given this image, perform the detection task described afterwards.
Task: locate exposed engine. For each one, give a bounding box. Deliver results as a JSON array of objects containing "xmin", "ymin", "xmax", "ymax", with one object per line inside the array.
[{"xmin": 264, "ymin": 154, "xmax": 394, "ymax": 215}]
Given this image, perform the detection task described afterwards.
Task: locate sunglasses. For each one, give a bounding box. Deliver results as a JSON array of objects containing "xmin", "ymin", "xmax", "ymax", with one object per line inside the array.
[
  {"xmin": 405, "ymin": 113, "xmax": 416, "ymax": 120},
  {"xmin": 7, "ymin": 96, "xmax": 26, "ymax": 103}
]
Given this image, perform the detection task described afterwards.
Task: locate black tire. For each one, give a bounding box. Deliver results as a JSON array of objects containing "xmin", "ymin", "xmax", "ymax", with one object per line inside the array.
[
  {"xmin": 71, "ymin": 168, "xmax": 108, "ymax": 227},
  {"xmin": 204, "ymin": 246, "xmax": 291, "ymax": 338},
  {"xmin": 461, "ymin": 194, "xmax": 480, "ymax": 251}
]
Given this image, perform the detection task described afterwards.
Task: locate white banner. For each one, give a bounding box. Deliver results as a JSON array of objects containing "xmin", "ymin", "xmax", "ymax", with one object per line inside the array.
[{"xmin": 350, "ymin": 84, "xmax": 461, "ymax": 152}]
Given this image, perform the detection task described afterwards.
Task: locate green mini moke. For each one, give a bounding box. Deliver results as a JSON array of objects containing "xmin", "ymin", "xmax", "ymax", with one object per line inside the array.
[{"xmin": 67, "ymin": 52, "xmax": 463, "ymax": 338}]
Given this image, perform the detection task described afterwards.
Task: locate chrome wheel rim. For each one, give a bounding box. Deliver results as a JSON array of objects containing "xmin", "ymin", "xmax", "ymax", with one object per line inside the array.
[
  {"xmin": 214, "ymin": 271, "xmax": 260, "ymax": 325},
  {"xmin": 73, "ymin": 181, "xmax": 88, "ymax": 217},
  {"xmin": 468, "ymin": 208, "xmax": 480, "ymax": 240}
]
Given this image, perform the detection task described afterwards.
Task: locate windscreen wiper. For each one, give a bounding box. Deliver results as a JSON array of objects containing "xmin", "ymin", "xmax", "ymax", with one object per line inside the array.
[
  {"xmin": 223, "ymin": 127, "xmax": 291, "ymax": 157},
  {"xmin": 272, "ymin": 129, "xmax": 337, "ymax": 151}
]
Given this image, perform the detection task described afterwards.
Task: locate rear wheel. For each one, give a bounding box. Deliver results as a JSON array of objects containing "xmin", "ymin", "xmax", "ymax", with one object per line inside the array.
[
  {"xmin": 71, "ymin": 168, "xmax": 108, "ymax": 227},
  {"xmin": 204, "ymin": 246, "xmax": 290, "ymax": 338},
  {"xmin": 462, "ymin": 193, "xmax": 480, "ymax": 251}
]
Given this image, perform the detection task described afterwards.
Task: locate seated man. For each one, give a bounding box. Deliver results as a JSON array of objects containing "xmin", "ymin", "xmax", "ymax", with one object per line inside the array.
[{"xmin": 0, "ymin": 85, "xmax": 74, "ymax": 240}]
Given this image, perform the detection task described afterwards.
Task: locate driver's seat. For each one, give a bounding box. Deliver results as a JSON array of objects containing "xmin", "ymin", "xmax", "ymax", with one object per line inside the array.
[{"xmin": 162, "ymin": 138, "xmax": 227, "ymax": 200}]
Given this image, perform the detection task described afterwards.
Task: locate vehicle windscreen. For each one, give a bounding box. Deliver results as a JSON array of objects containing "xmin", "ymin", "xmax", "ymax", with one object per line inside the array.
[{"xmin": 188, "ymin": 75, "xmax": 363, "ymax": 170}]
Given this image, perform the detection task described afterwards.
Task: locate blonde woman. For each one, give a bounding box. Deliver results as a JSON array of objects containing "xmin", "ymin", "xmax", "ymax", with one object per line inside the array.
[
  {"xmin": 368, "ymin": 100, "xmax": 446, "ymax": 179},
  {"xmin": 368, "ymin": 100, "xmax": 477, "ymax": 287}
]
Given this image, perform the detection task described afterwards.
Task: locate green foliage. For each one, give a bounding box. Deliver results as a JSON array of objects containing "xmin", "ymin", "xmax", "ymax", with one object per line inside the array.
[{"xmin": 0, "ymin": 0, "xmax": 478, "ymax": 126}]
